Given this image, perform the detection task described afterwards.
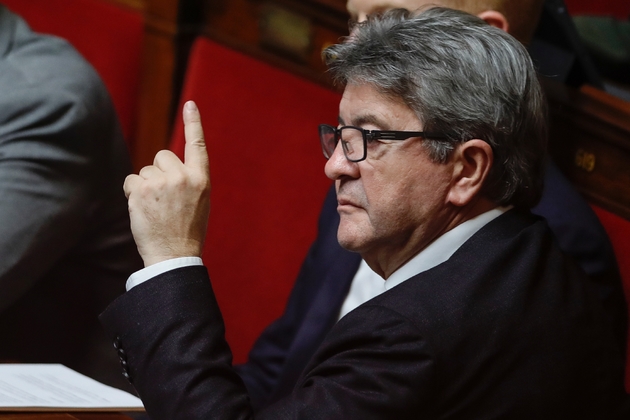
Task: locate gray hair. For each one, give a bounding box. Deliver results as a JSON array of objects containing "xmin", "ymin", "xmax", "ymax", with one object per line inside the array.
[{"xmin": 324, "ymin": 7, "xmax": 547, "ymax": 208}]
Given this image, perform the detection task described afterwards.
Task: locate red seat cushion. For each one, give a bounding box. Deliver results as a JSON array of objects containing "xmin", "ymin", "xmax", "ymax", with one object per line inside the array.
[
  {"xmin": 170, "ymin": 38, "xmax": 341, "ymax": 362},
  {"xmin": 592, "ymin": 205, "xmax": 630, "ymax": 391},
  {"xmin": 2, "ymin": 0, "xmax": 144, "ymax": 144}
]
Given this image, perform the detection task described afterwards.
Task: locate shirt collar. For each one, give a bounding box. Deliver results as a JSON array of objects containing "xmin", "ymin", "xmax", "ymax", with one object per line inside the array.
[{"xmin": 385, "ymin": 206, "xmax": 511, "ymax": 291}]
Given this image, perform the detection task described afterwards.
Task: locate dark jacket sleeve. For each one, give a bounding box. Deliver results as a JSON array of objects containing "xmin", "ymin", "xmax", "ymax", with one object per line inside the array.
[
  {"xmin": 99, "ymin": 266, "xmax": 433, "ymax": 420},
  {"xmin": 100, "ymin": 267, "xmax": 254, "ymax": 420}
]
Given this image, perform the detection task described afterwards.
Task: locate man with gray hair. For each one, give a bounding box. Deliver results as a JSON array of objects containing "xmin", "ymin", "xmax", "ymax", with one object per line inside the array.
[
  {"xmin": 101, "ymin": 8, "xmax": 630, "ymax": 419},
  {"xmin": 236, "ymin": 0, "xmax": 625, "ymax": 410}
]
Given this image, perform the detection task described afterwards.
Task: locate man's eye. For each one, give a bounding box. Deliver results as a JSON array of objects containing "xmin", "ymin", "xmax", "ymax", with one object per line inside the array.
[
  {"xmin": 367, "ymin": 136, "xmax": 393, "ymax": 145},
  {"xmin": 366, "ymin": 138, "xmax": 385, "ymax": 150}
]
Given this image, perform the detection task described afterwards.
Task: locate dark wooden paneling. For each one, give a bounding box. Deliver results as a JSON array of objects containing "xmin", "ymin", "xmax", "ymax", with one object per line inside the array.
[
  {"xmin": 204, "ymin": 0, "xmax": 348, "ymax": 89},
  {"xmin": 545, "ymin": 79, "xmax": 630, "ymax": 220}
]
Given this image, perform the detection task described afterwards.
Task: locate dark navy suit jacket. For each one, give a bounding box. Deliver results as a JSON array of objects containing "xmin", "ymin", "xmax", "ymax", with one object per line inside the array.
[{"xmin": 236, "ymin": 159, "xmax": 627, "ymax": 410}]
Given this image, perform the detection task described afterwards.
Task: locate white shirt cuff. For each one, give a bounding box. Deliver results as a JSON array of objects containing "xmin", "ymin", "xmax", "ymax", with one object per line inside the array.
[{"xmin": 126, "ymin": 257, "xmax": 203, "ymax": 291}]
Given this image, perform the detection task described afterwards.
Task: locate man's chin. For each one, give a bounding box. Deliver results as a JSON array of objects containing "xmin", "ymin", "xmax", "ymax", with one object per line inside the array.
[
  {"xmin": 337, "ymin": 236, "xmax": 359, "ymax": 252},
  {"xmin": 336, "ymin": 222, "xmax": 369, "ymax": 253}
]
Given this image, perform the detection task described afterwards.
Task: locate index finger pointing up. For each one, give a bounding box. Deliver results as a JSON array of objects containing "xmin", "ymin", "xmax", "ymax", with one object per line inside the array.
[{"xmin": 183, "ymin": 100, "xmax": 209, "ymax": 173}]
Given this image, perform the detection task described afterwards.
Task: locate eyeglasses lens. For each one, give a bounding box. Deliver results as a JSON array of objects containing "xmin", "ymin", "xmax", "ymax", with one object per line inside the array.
[
  {"xmin": 341, "ymin": 127, "xmax": 364, "ymax": 161},
  {"xmin": 319, "ymin": 125, "xmax": 337, "ymax": 158}
]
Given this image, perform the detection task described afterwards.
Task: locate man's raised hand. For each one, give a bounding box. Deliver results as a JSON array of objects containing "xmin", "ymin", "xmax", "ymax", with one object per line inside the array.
[{"xmin": 123, "ymin": 101, "xmax": 210, "ymax": 267}]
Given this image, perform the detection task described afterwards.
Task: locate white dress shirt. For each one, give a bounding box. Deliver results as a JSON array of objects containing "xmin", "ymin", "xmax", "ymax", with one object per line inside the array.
[{"xmin": 126, "ymin": 256, "xmax": 203, "ymax": 290}]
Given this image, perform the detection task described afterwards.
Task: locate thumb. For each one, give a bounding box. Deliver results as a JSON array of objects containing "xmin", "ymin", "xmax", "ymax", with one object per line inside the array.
[{"xmin": 183, "ymin": 100, "xmax": 209, "ymax": 173}]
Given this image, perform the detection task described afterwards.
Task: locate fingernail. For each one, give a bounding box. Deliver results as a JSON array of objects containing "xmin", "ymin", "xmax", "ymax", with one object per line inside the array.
[{"xmin": 185, "ymin": 101, "xmax": 198, "ymax": 112}]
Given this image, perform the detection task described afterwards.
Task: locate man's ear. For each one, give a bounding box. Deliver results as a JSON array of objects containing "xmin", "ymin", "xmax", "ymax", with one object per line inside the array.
[
  {"xmin": 447, "ymin": 140, "xmax": 493, "ymax": 207},
  {"xmin": 477, "ymin": 10, "xmax": 509, "ymax": 33}
]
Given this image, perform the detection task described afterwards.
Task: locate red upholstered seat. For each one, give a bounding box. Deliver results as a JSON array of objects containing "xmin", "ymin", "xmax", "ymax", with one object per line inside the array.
[
  {"xmin": 2, "ymin": 0, "xmax": 144, "ymax": 144},
  {"xmin": 592, "ymin": 205, "xmax": 630, "ymax": 391},
  {"xmin": 170, "ymin": 37, "xmax": 341, "ymax": 362}
]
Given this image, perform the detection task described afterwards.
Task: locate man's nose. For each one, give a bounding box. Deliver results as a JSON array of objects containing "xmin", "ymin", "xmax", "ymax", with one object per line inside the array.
[{"xmin": 324, "ymin": 141, "xmax": 360, "ymax": 180}]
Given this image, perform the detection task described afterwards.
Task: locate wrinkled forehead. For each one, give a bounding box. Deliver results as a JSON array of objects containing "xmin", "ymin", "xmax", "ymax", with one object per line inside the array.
[
  {"xmin": 346, "ymin": 0, "xmax": 446, "ymax": 20},
  {"xmin": 339, "ymin": 83, "xmax": 423, "ymax": 131}
]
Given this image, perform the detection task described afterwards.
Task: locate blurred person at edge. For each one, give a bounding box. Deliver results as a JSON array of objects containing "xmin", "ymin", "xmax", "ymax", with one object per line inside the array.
[{"xmin": 0, "ymin": 4, "xmax": 142, "ymax": 390}]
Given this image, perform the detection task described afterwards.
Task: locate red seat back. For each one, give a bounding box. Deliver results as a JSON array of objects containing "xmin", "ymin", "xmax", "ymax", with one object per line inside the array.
[
  {"xmin": 170, "ymin": 37, "xmax": 340, "ymax": 362},
  {"xmin": 592, "ymin": 205, "xmax": 630, "ymax": 391},
  {"xmin": 2, "ymin": 0, "xmax": 144, "ymax": 144}
]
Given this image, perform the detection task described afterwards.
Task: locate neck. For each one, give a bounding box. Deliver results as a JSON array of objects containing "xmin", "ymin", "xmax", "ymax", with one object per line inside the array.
[{"xmin": 364, "ymin": 198, "xmax": 497, "ymax": 279}]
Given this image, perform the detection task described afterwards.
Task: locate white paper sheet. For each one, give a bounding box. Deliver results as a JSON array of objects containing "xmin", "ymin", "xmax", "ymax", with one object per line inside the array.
[{"xmin": 0, "ymin": 364, "xmax": 144, "ymax": 411}]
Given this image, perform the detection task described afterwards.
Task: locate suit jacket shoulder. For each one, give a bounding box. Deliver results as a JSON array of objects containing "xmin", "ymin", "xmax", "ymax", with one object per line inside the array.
[{"xmin": 296, "ymin": 210, "xmax": 627, "ymax": 418}]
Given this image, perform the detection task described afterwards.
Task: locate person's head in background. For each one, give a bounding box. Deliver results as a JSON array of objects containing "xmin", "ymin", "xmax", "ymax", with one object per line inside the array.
[{"xmin": 346, "ymin": 0, "xmax": 546, "ymax": 44}]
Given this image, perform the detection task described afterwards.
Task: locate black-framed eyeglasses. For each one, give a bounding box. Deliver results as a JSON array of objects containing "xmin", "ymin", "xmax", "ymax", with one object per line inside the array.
[{"xmin": 319, "ymin": 124, "xmax": 447, "ymax": 163}]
